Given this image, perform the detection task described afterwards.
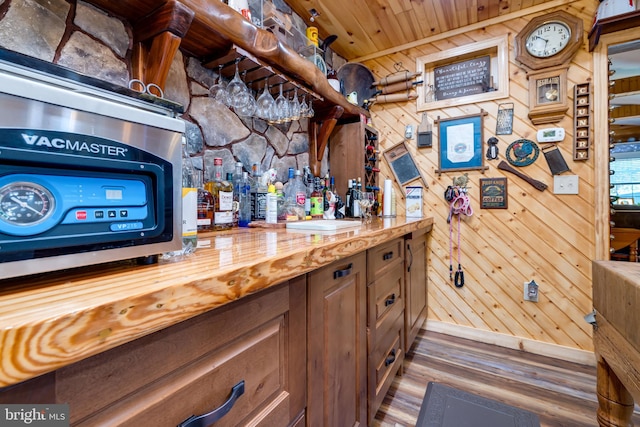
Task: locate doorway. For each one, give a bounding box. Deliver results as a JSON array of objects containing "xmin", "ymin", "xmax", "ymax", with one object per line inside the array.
[{"xmin": 594, "ymin": 27, "xmax": 640, "ymax": 260}]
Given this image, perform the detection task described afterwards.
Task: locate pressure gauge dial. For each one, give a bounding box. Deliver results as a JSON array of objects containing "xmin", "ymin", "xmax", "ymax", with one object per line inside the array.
[{"xmin": 0, "ymin": 182, "xmax": 55, "ymax": 226}]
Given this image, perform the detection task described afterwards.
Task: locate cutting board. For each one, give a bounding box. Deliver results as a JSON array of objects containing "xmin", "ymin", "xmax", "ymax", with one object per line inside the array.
[{"xmin": 285, "ymin": 220, "xmax": 362, "ymax": 231}]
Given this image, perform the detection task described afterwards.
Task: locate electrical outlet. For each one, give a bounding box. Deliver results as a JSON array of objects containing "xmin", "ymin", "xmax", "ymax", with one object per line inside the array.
[
  {"xmin": 405, "ymin": 124, "xmax": 414, "ymax": 139},
  {"xmin": 523, "ymin": 280, "xmax": 539, "ymax": 302}
]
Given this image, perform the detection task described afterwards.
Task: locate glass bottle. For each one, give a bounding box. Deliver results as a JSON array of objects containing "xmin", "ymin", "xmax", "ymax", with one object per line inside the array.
[
  {"xmin": 196, "ymin": 169, "xmax": 214, "ymax": 232},
  {"xmin": 293, "ymin": 170, "xmax": 307, "ymax": 211},
  {"xmin": 227, "ymin": 172, "xmax": 238, "ymax": 227},
  {"xmin": 233, "ymin": 162, "xmax": 244, "ymax": 226},
  {"xmin": 284, "ymin": 167, "xmax": 296, "ymax": 207},
  {"xmin": 211, "ymin": 158, "xmax": 234, "ymax": 230},
  {"xmin": 181, "ymin": 137, "xmax": 197, "ymax": 253},
  {"xmin": 238, "ymin": 171, "xmax": 251, "ymax": 227},
  {"xmin": 310, "ymin": 177, "xmax": 324, "ymax": 219},
  {"xmin": 345, "ymin": 179, "xmax": 353, "ymax": 218},
  {"xmin": 303, "ymin": 166, "xmax": 313, "ymax": 217}
]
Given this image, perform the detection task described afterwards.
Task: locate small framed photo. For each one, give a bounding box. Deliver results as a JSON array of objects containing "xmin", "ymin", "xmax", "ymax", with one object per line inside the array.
[{"xmin": 480, "ymin": 177, "xmax": 508, "ymax": 209}]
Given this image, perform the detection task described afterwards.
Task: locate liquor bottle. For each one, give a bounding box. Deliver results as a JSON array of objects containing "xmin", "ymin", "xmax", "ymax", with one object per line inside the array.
[
  {"xmin": 292, "ymin": 170, "xmax": 307, "ymax": 211},
  {"xmin": 310, "ymin": 177, "xmax": 324, "ymax": 219},
  {"xmin": 233, "ymin": 162, "xmax": 244, "ymax": 224},
  {"xmin": 211, "ymin": 158, "xmax": 234, "ymax": 230},
  {"xmin": 303, "ymin": 166, "xmax": 313, "ymax": 217},
  {"xmin": 345, "ymin": 179, "xmax": 353, "ymax": 217},
  {"xmin": 238, "ymin": 171, "xmax": 251, "ymax": 227},
  {"xmin": 227, "ymin": 172, "xmax": 238, "ymax": 227},
  {"xmin": 284, "ymin": 167, "xmax": 296, "ymax": 207},
  {"xmin": 322, "ymin": 173, "xmax": 330, "ymax": 213},
  {"xmin": 352, "ymin": 177, "xmax": 362, "ymax": 218},
  {"xmin": 195, "ymin": 169, "xmax": 214, "ymax": 232},
  {"xmin": 180, "ymin": 137, "xmax": 198, "ymax": 253}
]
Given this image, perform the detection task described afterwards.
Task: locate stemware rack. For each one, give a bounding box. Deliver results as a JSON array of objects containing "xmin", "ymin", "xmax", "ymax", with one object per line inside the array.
[{"xmin": 203, "ymin": 46, "xmax": 323, "ymax": 104}]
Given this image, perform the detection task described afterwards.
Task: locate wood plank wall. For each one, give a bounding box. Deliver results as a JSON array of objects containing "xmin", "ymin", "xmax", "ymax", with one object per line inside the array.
[{"xmin": 362, "ymin": 0, "xmax": 598, "ymax": 358}]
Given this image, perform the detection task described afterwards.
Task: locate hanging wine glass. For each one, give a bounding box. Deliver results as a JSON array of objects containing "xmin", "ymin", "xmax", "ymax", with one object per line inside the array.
[
  {"xmin": 274, "ymin": 83, "xmax": 289, "ymax": 123},
  {"xmin": 305, "ymin": 97, "xmax": 315, "ymax": 119},
  {"xmin": 299, "ymin": 95, "xmax": 309, "ymax": 118},
  {"xmin": 208, "ymin": 64, "xmax": 229, "ymax": 106},
  {"xmin": 226, "ymin": 60, "xmax": 249, "ymax": 110},
  {"xmin": 255, "ymin": 78, "xmax": 275, "ymax": 121},
  {"xmin": 234, "ymin": 71, "xmax": 256, "ymax": 117},
  {"xmin": 289, "ymin": 88, "xmax": 301, "ymax": 121}
]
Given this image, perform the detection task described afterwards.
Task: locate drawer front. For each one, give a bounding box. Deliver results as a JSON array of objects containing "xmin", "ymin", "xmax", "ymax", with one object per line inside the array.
[
  {"xmin": 368, "ymin": 261, "xmax": 404, "ymax": 328},
  {"xmin": 367, "ymin": 238, "xmax": 404, "ymax": 279},
  {"xmin": 368, "ymin": 307, "xmax": 404, "ymax": 422},
  {"xmin": 76, "ymin": 316, "xmax": 291, "ymax": 427}
]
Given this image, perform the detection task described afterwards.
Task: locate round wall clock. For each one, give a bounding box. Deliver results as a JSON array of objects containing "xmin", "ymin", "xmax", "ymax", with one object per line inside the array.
[
  {"xmin": 515, "ymin": 10, "xmax": 583, "ymax": 70},
  {"xmin": 525, "ymin": 20, "xmax": 572, "ymax": 58}
]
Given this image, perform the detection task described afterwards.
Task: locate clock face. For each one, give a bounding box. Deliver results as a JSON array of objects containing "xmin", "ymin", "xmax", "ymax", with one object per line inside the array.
[{"xmin": 525, "ymin": 21, "xmax": 572, "ymax": 58}]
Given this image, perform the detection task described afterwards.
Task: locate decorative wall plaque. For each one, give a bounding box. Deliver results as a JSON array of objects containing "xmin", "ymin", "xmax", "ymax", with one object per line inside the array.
[
  {"xmin": 573, "ymin": 82, "xmax": 591, "ymax": 160},
  {"xmin": 480, "ymin": 177, "xmax": 508, "ymax": 209}
]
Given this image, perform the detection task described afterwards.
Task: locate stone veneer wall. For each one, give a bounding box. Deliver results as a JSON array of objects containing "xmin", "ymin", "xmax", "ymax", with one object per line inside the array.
[{"xmin": 0, "ymin": 0, "xmax": 338, "ymax": 183}]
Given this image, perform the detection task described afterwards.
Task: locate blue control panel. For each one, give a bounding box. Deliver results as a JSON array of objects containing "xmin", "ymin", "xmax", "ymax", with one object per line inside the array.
[{"xmin": 0, "ymin": 173, "xmax": 150, "ymax": 236}]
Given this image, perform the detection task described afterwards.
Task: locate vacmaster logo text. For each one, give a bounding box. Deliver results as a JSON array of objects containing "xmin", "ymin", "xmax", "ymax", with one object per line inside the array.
[
  {"xmin": 1, "ymin": 405, "xmax": 69, "ymax": 426},
  {"xmin": 21, "ymin": 133, "xmax": 128, "ymax": 157}
]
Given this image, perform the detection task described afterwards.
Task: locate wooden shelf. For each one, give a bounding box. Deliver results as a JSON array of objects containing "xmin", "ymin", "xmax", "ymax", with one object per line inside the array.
[
  {"xmin": 588, "ymin": 10, "xmax": 640, "ymax": 52},
  {"xmin": 82, "ymin": 0, "xmax": 367, "ymax": 122}
]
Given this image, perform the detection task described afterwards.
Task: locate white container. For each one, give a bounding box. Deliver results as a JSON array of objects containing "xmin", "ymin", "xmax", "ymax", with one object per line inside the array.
[
  {"xmin": 383, "ymin": 179, "xmax": 393, "ymax": 217},
  {"xmin": 265, "ymin": 192, "xmax": 278, "ymax": 224},
  {"xmin": 406, "ymin": 186, "xmax": 423, "ymax": 218}
]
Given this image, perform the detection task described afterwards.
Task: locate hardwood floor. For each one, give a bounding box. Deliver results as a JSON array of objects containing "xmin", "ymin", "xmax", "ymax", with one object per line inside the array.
[{"xmin": 373, "ymin": 329, "xmax": 640, "ymax": 427}]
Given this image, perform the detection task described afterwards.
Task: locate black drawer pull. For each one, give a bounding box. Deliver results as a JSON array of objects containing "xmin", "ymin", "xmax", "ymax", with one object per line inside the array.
[
  {"xmin": 385, "ymin": 349, "xmax": 396, "ymax": 367},
  {"xmin": 407, "ymin": 244, "xmax": 413, "ymax": 272},
  {"xmin": 383, "ymin": 251, "xmax": 394, "ymax": 261},
  {"xmin": 333, "ymin": 263, "xmax": 353, "ymax": 279},
  {"xmin": 178, "ymin": 380, "xmax": 245, "ymax": 427},
  {"xmin": 384, "ymin": 293, "xmax": 396, "ymax": 306}
]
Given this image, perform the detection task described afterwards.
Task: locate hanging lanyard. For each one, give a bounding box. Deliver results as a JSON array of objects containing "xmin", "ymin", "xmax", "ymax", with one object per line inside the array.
[{"xmin": 447, "ymin": 189, "xmax": 472, "ymax": 288}]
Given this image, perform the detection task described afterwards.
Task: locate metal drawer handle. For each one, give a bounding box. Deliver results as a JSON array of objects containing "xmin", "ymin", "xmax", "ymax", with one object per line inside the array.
[
  {"xmin": 333, "ymin": 263, "xmax": 353, "ymax": 279},
  {"xmin": 384, "ymin": 349, "xmax": 396, "ymax": 367},
  {"xmin": 383, "ymin": 251, "xmax": 394, "ymax": 261},
  {"xmin": 407, "ymin": 244, "xmax": 413, "ymax": 272},
  {"xmin": 384, "ymin": 293, "xmax": 396, "ymax": 306},
  {"xmin": 177, "ymin": 380, "xmax": 245, "ymax": 427}
]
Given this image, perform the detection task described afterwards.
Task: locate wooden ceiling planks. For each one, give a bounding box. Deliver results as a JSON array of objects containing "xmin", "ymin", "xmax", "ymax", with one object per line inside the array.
[{"xmin": 284, "ymin": 0, "xmax": 564, "ymax": 59}]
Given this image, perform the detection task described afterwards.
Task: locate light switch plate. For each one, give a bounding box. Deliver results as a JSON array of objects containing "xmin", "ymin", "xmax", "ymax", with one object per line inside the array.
[{"xmin": 553, "ymin": 175, "xmax": 579, "ymax": 194}]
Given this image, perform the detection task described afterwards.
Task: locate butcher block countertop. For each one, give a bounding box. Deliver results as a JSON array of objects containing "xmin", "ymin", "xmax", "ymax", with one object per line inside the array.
[{"xmin": 0, "ymin": 216, "xmax": 432, "ymax": 387}]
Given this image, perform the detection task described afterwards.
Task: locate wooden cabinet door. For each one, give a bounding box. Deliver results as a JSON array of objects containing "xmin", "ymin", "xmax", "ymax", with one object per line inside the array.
[
  {"xmin": 307, "ymin": 252, "xmax": 367, "ymax": 427},
  {"xmin": 405, "ymin": 231, "xmax": 428, "ymax": 352}
]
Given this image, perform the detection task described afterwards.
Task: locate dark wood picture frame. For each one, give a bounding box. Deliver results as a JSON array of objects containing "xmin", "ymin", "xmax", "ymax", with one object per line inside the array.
[
  {"xmin": 480, "ymin": 177, "xmax": 508, "ymax": 209},
  {"xmin": 435, "ymin": 111, "xmax": 488, "ymax": 175}
]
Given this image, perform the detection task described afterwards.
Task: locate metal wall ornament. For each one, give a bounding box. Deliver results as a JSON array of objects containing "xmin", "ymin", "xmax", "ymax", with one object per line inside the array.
[
  {"xmin": 486, "ymin": 136, "xmax": 499, "ymax": 160},
  {"xmin": 506, "ymin": 138, "xmax": 540, "ymax": 167}
]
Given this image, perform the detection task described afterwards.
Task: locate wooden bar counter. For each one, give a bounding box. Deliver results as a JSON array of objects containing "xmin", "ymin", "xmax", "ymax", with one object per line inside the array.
[
  {"xmin": 592, "ymin": 261, "xmax": 640, "ymax": 427},
  {"xmin": 0, "ymin": 216, "xmax": 432, "ymax": 389}
]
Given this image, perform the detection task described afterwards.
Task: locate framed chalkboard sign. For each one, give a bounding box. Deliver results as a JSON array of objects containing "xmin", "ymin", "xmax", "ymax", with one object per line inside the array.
[
  {"xmin": 416, "ymin": 36, "xmax": 509, "ymax": 111},
  {"xmin": 434, "ymin": 55, "xmax": 491, "ymax": 101},
  {"xmin": 383, "ymin": 141, "xmax": 428, "ymax": 188}
]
